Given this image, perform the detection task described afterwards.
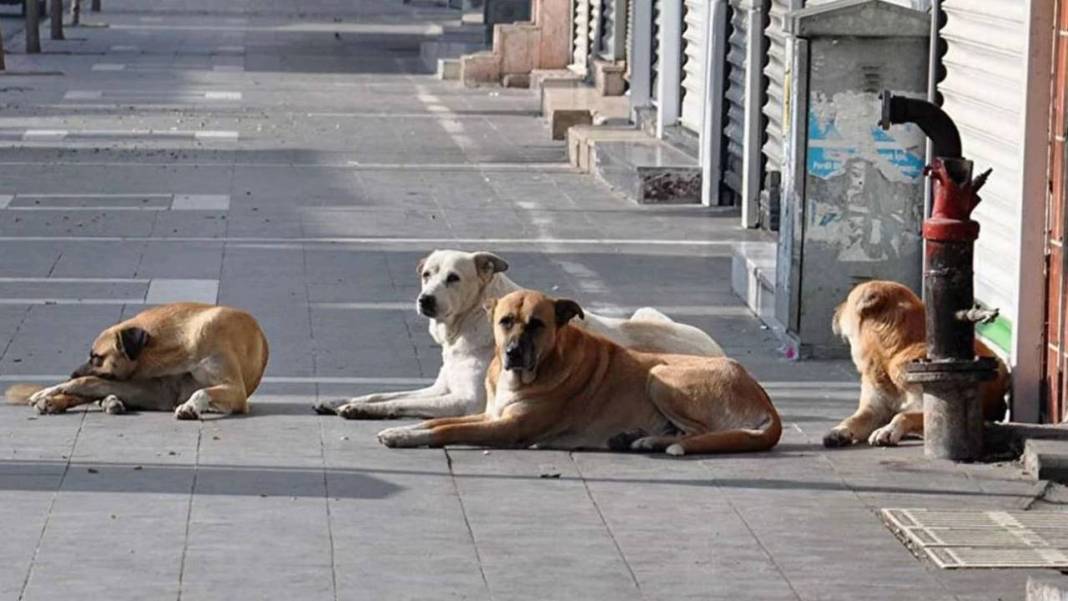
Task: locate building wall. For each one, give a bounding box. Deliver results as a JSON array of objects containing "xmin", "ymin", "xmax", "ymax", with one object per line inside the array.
[{"xmin": 1044, "ymin": 0, "xmax": 1068, "ymax": 422}]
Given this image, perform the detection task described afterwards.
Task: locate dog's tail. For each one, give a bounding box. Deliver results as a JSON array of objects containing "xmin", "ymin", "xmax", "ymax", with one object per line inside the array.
[
  {"xmin": 630, "ymin": 307, "xmax": 673, "ymax": 323},
  {"xmin": 667, "ymin": 390, "xmax": 783, "ymax": 456},
  {"xmin": 6, "ymin": 384, "xmax": 44, "ymax": 405}
]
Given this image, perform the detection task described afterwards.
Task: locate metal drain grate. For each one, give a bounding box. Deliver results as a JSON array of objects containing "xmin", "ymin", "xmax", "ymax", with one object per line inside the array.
[{"xmin": 882, "ymin": 508, "xmax": 1068, "ymax": 569}]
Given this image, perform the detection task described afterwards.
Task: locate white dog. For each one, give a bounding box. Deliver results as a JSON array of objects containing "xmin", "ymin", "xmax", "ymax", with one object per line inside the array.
[{"xmin": 314, "ymin": 250, "xmax": 724, "ymax": 419}]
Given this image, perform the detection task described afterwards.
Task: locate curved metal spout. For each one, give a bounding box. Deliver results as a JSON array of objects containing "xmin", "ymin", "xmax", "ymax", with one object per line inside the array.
[{"xmin": 880, "ymin": 91, "xmax": 962, "ymax": 160}]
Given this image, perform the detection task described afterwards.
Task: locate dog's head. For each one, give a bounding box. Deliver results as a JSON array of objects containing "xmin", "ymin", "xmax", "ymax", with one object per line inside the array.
[
  {"xmin": 70, "ymin": 324, "xmax": 151, "ymax": 380},
  {"xmin": 415, "ymin": 250, "xmax": 509, "ymax": 322},
  {"xmin": 484, "ymin": 290, "xmax": 583, "ymax": 384},
  {"xmin": 833, "ymin": 280, "xmax": 924, "ymax": 367}
]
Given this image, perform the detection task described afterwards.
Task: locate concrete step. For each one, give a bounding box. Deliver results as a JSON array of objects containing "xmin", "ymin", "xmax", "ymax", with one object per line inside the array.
[
  {"xmin": 591, "ymin": 140, "xmax": 702, "ymax": 204},
  {"xmin": 541, "ymin": 85, "xmax": 630, "ymax": 140},
  {"xmin": 1024, "ymin": 434, "xmax": 1068, "ymax": 483},
  {"xmin": 566, "ymin": 125, "xmax": 650, "ymax": 172},
  {"xmin": 421, "ymin": 39, "xmax": 487, "ymax": 74},
  {"xmin": 731, "ymin": 240, "xmax": 779, "ymax": 328},
  {"xmin": 1027, "ymin": 576, "xmax": 1068, "ymax": 601}
]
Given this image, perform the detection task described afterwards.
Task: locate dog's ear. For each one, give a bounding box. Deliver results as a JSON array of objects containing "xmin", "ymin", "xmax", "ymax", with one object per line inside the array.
[
  {"xmin": 118, "ymin": 327, "xmax": 151, "ymax": 361},
  {"xmin": 482, "ymin": 297, "xmax": 498, "ymax": 321},
  {"xmin": 416, "ymin": 256, "xmax": 428, "ymax": 277},
  {"xmin": 856, "ymin": 288, "xmax": 887, "ymax": 318},
  {"xmin": 473, "ymin": 252, "xmax": 508, "ymax": 279},
  {"xmin": 831, "ymin": 303, "xmax": 844, "ymax": 336},
  {"xmin": 554, "ymin": 299, "xmax": 584, "ymax": 327}
]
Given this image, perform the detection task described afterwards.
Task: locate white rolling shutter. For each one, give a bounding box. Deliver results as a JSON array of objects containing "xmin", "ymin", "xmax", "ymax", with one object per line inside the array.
[
  {"xmin": 600, "ymin": 0, "xmax": 617, "ymax": 59},
  {"xmin": 651, "ymin": 0, "xmax": 662, "ymax": 102},
  {"xmin": 938, "ymin": 0, "xmax": 1026, "ymax": 323},
  {"xmin": 572, "ymin": 0, "xmax": 592, "ymax": 71},
  {"xmin": 723, "ymin": 1, "xmax": 748, "ymax": 199},
  {"xmin": 589, "ymin": 0, "xmax": 602, "ymax": 63},
  {"xmin": 600, "ymin": 0, "xmax": 627, "ymax": 61},
  {"xmin": 679, "ymin": 0, "xmax": 709, "ymax": 131},
  {"xmin": 762, "ymin": 0, "xmax": 789, "ymax": 177}
]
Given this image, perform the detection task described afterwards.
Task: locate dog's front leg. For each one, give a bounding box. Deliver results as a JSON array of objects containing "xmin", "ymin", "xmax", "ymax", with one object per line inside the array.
[
  {"xmin": 174, "ymin": 384, "xmax": 248, "ymax": 420},
  {"xmin": 336, "ymin": 369, "xmax": 484, "ymax": 420},
  {"xmin": 378, "ymin": 415, "xmax": 529, "ymax": 448},
  {"xmin": 823, "ymin": 380, "xmax": 891, "ymax": 448},
  {"xmin": 315, "ymin": 382, "xmax": 449, "ymax": 415},
  {"xmin": 869, "ymin": 410, "xmax": 924, "ymax": 446},
  {"xmin": 29, "ymin": 376, "xmax": 121, "ymax": 414},
  {"xmin": 337, "ymin": 391, "xmax": 481, "ymax": 420}
]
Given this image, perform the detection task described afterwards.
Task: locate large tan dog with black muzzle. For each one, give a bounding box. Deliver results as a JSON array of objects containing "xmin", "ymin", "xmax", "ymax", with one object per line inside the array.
[
  {"xmin": 824, "ymin": 280, "xmax": 1008, "ymax": 447},
  {"xmin": 6, "ymin": 303, "xmax": 268, "ymax": 420},
  {"xmin": 377, "ymin": 290, "xmax": 781, "ymax": 455}
]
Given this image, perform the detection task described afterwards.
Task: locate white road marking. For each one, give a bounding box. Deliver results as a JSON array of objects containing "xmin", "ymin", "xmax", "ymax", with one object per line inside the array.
[
  {"xmin": 194, "ymin": 130, "xmax": 239, "ymax": 140},
  {"xmin": 22, "ymin": 130, "xmax": 67, "ymax": 141},
  {"xmin": 91, "ymin": 63, "xmax": 126, "ymax": 71},
  {"xmin": 64, "ymin": 90, "xmax": 243, "ymax": 102},
  {"xmin": 1, "ymin": 193, "xmax": 230, "ymax": 211},
  {"xmin": 110, "ymin": 45, "xmax": 139, "ymax": 52},
  {"xmin": 171, "ymin": 194, "xmax": 230, "ymax": 210},
  {"xmin": 109, "ymin": 23, "xmax": 444, "ymax": 35},
  {"xmin": 0, "ymin": 160, "xmax": 573, "ymax": 171},
  {"xmin": 0, "ymin": 235, "xmax": 733, "ymax": 248},
  {"xmin": 0, "ymin": 299, "xmax": 143, "ymax": 305},
  {"xmin": 204, "ymin": 91, "xmax": 242, "ymax": 100},
  {"xmin": 0, "ymin": 374, "xmax": 436, "ymax": 386},
  {"xmin": 10, "ymin": 130, "xmax": 239, "ymax": 141},
  {"xmin": 0, "ymin": 277, "xmax": 150, "ymax": 283},
  {"xmin": 309, "ymin": 302, "xmax": 752, "ymax": 317},
  {"xmin": 145, "ymin": 279, "xmax": 219, "ymax": 305},
  {"xmin": 63, "ymin": 90, "xmax": 104, "ymax": 100}
]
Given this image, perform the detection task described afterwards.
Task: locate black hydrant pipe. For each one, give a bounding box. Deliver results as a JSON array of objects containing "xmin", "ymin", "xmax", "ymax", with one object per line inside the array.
[{"xmin": 881, "ymin": 92, "xmax": 962, "ymax": 160}]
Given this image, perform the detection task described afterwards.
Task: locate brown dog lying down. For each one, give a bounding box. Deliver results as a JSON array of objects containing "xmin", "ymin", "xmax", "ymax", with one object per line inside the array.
[
  {"xmin": 6, "ymin": 303, "xmax": 268, "ymax": 420},
  {"xmin": 377, "ymin": 290, "xmax": 781, "ymax": 455},
  {"xmin": 824, "ymin": 280, "xmax": 1009, "ymax": 448}
]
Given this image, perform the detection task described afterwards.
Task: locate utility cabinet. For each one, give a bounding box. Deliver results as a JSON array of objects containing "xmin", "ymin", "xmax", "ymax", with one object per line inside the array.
[{"xmin": 775, "ymin": 0, "xmax": 930, "ymax": 358}]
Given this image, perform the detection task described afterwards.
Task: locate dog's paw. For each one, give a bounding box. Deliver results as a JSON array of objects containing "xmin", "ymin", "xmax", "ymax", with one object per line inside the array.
[
  {"xmin": 338, "ymin": 402, "xmax": 392, "ymax": 420},
  {"xmin": 665, "ymin": 444, "xmax": 686, "ymax": 457},
  {"xmin": 607, "ymin": 430, "xmax": 645, "ymax": 451},
  {"xmin": 29, "ymin": 385, "xmax": 64, "ymax": 405},
  {"xmin": 312, "ymin": 399, "xmax": 341, "ymax": 416},
  {"xmin": 629, "ymin": 436, "xmax": 665, "ymax": 452},
  {"xmin": 822, "ymin": 429, "xmax": 857, "ymax": 448},
  {"xmin": 175, "ymin": 390, "xmax": 212, "ymax": 421},
  {"xmin": 32, "ymin": 395, "xmax": 66, "ymax": 415},
  {"xmin": 101, "ymin": 395, "xmax": 126, "ymax": 415},
  {"xmin": 377, "ymin": 426, "xmax": 428, "ymax": 448},
  {"xmin": 174, "ymin": 403, "xmax": 200, "ymax": 420},
  {"xmin": 868, "ymin": 424, "xmax": 903, "ymax": 447}
]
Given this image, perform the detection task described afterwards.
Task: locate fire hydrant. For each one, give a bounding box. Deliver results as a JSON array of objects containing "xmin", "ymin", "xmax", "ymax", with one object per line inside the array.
[{"xmin": 880, "ymin": 92, "xmax": 999, "ymax": 461}]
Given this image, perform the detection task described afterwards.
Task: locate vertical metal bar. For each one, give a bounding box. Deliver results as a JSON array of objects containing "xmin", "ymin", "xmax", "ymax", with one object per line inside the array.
[
  {"xmin": 629, "ymin": 0, "xmax": 652, "ymax": 111},
  {"xmin": 700, "ymin": 0, "xmax": 728, "ymax": 206},
  {"xmin": 25, "ymin": 0, "xmax": 41, "ymax": 54},
  {"xmin": 91, "ymin": 0, "xmax": 100, "ymax": 12},
  {"xmin": 49, "ymin": 0, "xmax": 63, "ymax": 40},
  {"xmin": 1012, "ymin": 0, "xmax": 1056, "ymax": 423},
  {"xmin": 741, "ymin": 1, "xmax": 765, "ymax": 226},
  {"xmin": 655, "ymin": 0, "xmax": 683, "ymax": 137}
]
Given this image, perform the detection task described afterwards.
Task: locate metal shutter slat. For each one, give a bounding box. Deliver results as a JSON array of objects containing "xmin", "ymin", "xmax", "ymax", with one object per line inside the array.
[
  {"xmin": 679, "ymin": 0, "xmax": 708, "ymax": 131},
  {"xmin": 723, "ymin": 1, "xmax": 748, "ymax": 199},
  {"xmin": 572, "ymin": 0, "xmax": 591, "ymax": 71},
  {"xmin": 938, "ymin": 0, "xmax": 1026, "ymax": 321}
]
